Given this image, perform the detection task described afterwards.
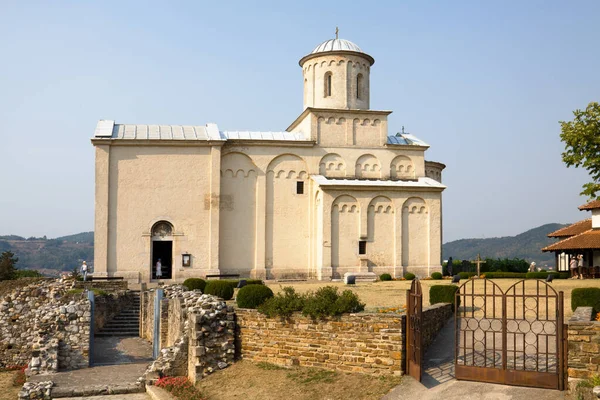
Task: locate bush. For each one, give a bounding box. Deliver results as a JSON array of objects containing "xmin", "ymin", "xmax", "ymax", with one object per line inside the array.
[
  {"xmin": 525, "ymin": 271, "xmax": 559, "ymax": 279},
  {"xmin": 572, "ymin": 288, "xmax": 600, "ymax": 314},
  {"xmin": 204, "ymin": 280, "xmax": 234, "ymax": 300},
  {"xmin": 302, "ymin": 286, "xmax": 365, "ymax": 319},
  {"xmin": 182, "ymin": 278, "xmax": 206, "ymax": 292},
  {"xmin": 379, "ymin": 273, "xmax": 392, "ymax": 281},
  {"xmin": 13, "ymin": 269, "xmax": 43, "ymax": 279},
  {"xmin": 154, "ymin": 376, "xmax": 204, "ymax": 400},
  {"xmin": 457, "ymin": 272, "xmax": 477, "ymax": 279},
  {"xmin": 258, "ymin": 286, "xmax": 305, "ymax": 318},
  {"xmin": 483, "ymin": 272, "xmax": 526, "ymax": 279},
  {"xmin": 431, "ymin": 272, "xmax": 442, "ymax": 280},
  {"xmin": 236, "ymin": 285, "xmax": 274, "ymax": 309},
  {"xmin": 430, "ymin": 285, "xmax": 460, "ymax": 307},
  {"xmin": 404, "ymin": 273, "xmax": 416, "ymax": 281}
]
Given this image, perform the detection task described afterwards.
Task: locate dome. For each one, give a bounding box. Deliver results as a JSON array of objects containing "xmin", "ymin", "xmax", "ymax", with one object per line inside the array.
[
  {"xmin": 299, "ymin": 37, "xmax": 375, "ymax": 66},
  {"xmin": 311, "ymin": 38, "xmax": 364, "ymax": 54}
]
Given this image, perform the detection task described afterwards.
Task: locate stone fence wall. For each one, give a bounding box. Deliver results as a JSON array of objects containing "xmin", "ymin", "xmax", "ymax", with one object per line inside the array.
[
  {"xmin": 568, "ymin": 306, "xmax": 600, "ymax": 390},
  {"xmin": 236, "ymin": 303, "xmax": 453, "ymax": 376},
  {"xmin": 73, "ymin": 281, "xmax": 128, "ymax": 292}
]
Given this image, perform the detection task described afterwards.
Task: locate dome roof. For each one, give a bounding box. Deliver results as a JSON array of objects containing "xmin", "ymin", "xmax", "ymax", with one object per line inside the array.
[
  {"xmin": 300, "ymin": 37, "xmax": 375, "ymax": 66},
  {"xmin": 311, "ymin": 38, "xmax": 364, "ymax": 54}
]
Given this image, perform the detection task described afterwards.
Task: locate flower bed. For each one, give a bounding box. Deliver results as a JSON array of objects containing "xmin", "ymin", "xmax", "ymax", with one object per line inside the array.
[{"xmin": 155, "ymin": 376, "xmax": 205, "ymax": 400}]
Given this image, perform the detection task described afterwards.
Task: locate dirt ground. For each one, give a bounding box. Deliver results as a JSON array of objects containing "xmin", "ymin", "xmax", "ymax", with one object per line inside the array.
[
  {"xmin": 0, "ymin": 372, "xmax": 21, "ymax": 400},
  {"xmin": 264, "ymin": 278, "xmax": 600, "ymax": 319},
  {"xmin": 196, "ymin": 360, "xmax": 401, "ymax": 400}
]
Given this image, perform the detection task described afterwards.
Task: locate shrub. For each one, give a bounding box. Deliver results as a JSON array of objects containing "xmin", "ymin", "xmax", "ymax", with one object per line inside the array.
[
  {"xmin": 431, "ymin": 272, "xmax": 442, "ymax": 280},
  {"xmin": 258, "ymin": 286, "xmax": 304, "ymax": 318},
  {"xmin": 404, "ymin": 272, "xmax": 416, "ymax": 281},
  {"xmin": 483, "ymin": 272, "xmax": 526, "ymax": 279},
  {"xmin": 204, "ymin": 280, "xmax": 234, "ymax": 300},
  {"xmin": 182, "ymin": 278, "xmax": 206, "ymax": 292},
  {"xmin": 430, "ymin": 285, "xmax": 460, "ymax": 307},
  {"xmin": 458, "ymin": 272, "xmax": 477, "ymax": 279},
  {"xmin": 302, "ymin": 286, "xmax": 365, "ymax": 319},
  {"xmin": 236, "ymin": 285, "xmax": 274, "ymax": 309},
  {"xmin": 572, "ymin": 288, "xmax": 600, "ymax": 314},
  {"xmin": 525, "ymin": 271, "xmax": 563, "ymax": 279},
  {"xmin": 13, "ymin": 269, "xmax": 43, "ymax": 279},
  {"xmin": 379, "ymin": 273, "xmax": 392, "ymax": 281}
]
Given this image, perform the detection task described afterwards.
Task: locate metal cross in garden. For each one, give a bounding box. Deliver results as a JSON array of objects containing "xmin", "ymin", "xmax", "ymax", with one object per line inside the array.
[{"xmin": 471, "ymin": 253, "xmax": 486, "ymax": 276}]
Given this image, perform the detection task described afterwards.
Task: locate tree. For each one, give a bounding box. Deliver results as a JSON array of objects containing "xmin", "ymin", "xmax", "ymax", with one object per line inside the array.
[
  {"xmin": 0, "ymin": 251, "xmax": 18, "ymax": 280},
  {"xmin": 560, "ymin": 102, "xmax": 600, "ymax": 198}
]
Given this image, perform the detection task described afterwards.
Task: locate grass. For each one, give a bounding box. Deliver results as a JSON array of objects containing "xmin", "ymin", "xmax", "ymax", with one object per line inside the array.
[
  {"xmin": 264, "ymin": 278, "xmax": 600, "ymax": 319},
  {"xmin": 0, "ymin": 372, "xmax": 22, "ymax": 400},
  {"xmin": 66, "ymin": 288, "xmax": 109, "ymax": 297},
  {"xmin": 196, "ymin": 360, "xmax": 401, "ymax": 400}
]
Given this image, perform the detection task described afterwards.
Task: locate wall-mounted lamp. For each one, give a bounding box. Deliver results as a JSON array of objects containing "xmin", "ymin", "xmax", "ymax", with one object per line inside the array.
[{"xmin": 182, "ymin": 253, "xmax": 191, "ymax": 267}]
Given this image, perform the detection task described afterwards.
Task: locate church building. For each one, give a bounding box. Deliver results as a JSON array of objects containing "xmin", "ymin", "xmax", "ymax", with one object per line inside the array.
[{"xmin": 91, "ymin": 36, "xmax": 446, "ymax": 283}]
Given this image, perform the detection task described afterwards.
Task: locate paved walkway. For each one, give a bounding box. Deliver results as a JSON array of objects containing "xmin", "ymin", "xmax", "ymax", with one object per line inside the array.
[
  {"xmin": 382, "ymin": 319, "xmax": 565, "ymax": 400},
  {"xmin": 30, "ymin": 336, "xmax": 153, "ymax": 398}
]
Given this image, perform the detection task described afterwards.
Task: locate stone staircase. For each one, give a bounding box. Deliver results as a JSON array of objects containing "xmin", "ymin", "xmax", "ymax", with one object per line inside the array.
[{"xmin": 96, "ymin": 292, "xmax": 140, "ymax": 337}]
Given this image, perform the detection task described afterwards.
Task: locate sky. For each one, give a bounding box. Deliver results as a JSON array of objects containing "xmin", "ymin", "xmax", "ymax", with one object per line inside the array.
[{"xmin": 0, "ymin": 1, "xmax": 598, "ymax": 242}]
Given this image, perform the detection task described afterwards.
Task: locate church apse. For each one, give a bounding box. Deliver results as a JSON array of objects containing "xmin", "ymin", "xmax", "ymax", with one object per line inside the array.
[{"xmin": 219, "ymin": 153, "xmax": 257, "ymax": 276}]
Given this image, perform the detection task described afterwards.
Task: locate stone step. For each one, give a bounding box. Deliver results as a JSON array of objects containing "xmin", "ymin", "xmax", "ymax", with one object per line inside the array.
[
  {"xmin": 103, "ymin": 323, "xmax": 139, "ymax": 328},
  {"xmin": 95, "ymin": 332, "xmax": 139, "ymax": 337}
]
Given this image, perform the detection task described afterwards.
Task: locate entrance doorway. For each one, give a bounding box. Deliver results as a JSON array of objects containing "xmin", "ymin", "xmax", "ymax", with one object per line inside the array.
[
  {"xmin": 151, "ymin": 221, "xmax": 174, "ymax": 280},
  {"xmin": 152, "ymin": 241, "xmax": 172, "ymax": 280}
]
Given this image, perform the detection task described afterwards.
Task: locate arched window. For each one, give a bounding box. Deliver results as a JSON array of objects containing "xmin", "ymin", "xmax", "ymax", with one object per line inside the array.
[
  {"xmin": 357, "ymin": 73, "xmax": 364, "ymax": 100},
  {"xmin": 324, "ymin": 72, "xmax": 332, "ymax": 97}
]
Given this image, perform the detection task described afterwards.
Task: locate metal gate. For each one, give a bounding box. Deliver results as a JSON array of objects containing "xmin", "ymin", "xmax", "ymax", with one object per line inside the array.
[
  {"xmin": 455, "ymin": 279, "xmax": 566, "ymax": 390},
  {"xmin": 406, "ymin": 278, "xmax": 423, "ymax": 381}
]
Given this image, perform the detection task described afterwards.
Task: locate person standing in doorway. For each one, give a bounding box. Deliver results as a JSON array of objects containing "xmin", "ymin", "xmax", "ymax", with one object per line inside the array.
[
  {"xmin": 156, "ymin": 258, "xmax": 163, "ymax": 280},
  {"xmin": 570, "ymin": 256, "xmax": 578, "ymax": 279},
  {"xmin": 81, "ymin": 261, "xmax": 88, "ymax": 281},
  {"xmin": 578, "ymin": 254, "xmax": 584, "ymax": 279}
]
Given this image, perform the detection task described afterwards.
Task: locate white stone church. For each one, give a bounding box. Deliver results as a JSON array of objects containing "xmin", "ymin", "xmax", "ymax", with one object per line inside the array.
[{"xmin": 92, "ymin": 36, "xmax": 446, "ymax": 283}]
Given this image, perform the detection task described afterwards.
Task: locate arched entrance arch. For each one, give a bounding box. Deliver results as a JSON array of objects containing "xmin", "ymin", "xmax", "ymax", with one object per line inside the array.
[{"xmin": 151, "ymin": 221, "xmax": 173, "ymax": 280}]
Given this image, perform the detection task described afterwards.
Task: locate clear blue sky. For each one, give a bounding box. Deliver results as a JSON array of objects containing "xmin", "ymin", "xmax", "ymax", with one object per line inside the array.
[{"xmin": 1, "ymin": 1, "xmax": 598, "ymax": 242}]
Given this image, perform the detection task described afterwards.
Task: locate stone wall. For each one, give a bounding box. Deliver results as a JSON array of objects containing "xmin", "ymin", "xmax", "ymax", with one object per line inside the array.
[
  {"xmin": 73, "ymin": 280, "xmax": 128, "ymax": 292},
  {"xmin": 568, "ymin": 306, "xmax": 600, "ymax": 389},
  {"xmin": 0, "ymin": 279, "xmax": 90, "ymax": 372},
  {"xmin": 236, "ymin": 303, "xmax": 453, "ymax": 376}
]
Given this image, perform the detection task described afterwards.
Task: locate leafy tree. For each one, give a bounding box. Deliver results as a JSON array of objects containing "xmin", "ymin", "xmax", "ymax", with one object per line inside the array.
[
  {"xmin": 0, "ymin": 251, "xmax": 18, "ymax": 280},
  {"xmin": 560, "ymin": 102, "xmax": 600, "ymax": 197}
]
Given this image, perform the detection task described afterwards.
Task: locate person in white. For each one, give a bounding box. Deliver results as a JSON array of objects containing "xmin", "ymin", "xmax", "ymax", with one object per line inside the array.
[
  {"xmin": 81, "ymin": 261, "xmax": 88, "ymax": 281},
  {"xmin": 528, "ymin": 262, "xmax": 537, "ymax": 273},
  {"xmin": 155, "ymin": 258, "xmax": 162, "ymax": 279}
]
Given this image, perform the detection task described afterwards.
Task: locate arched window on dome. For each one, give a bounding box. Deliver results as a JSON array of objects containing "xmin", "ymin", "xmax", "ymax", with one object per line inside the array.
[
  {"xmin": 357, "ymin": 73, "xmax": 364, "ymax": 100},
  {"xmin": 324, "ymin": 72, "xmax": 332, "ymax": 97}
]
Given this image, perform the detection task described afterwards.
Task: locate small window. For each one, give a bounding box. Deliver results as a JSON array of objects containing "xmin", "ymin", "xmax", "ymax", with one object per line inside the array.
[
  {"xmin": 324, "ymin": 72, "xmax": 332, "ymax": 97},
  {"xmin": 296, "ymin": 181, "xmax": 304, "ymax": 194},
  {"xmin": 359, "ymin": 240, "xmax": 367, "ymax": 255}
]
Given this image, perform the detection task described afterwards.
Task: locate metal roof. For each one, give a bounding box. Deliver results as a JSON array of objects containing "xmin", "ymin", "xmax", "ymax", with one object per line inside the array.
[
  {"xmin": 387, "ymin": 133, "xmax": 430, "ymax": 147},
  {"xmin": 311, "ymin": 175, "xmax": 446, "ymax": 189},
  {"xmin": 93, "ymin": 120, "xmax": 222, "ymax": 141},
  {"xmin": 312, "ymin": 38, "xmax": 364, "ymax": 54},
  {"xmin": 221, "ymin": 131, "xmax": 308, "ymax": 141}
]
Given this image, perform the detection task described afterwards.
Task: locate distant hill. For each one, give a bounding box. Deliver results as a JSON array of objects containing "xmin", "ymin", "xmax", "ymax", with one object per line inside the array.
[
  {"xmin": 0, "ymin": 234, "xmax": 94, "ymax": 276},
  {"xmin": 443, "ymin": 223, "xmax": 568, "ymax": 267}
]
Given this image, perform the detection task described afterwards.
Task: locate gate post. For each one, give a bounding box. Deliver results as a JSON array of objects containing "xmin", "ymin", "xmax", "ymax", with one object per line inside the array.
[
  {"xmin": 153, "ymin": 288, "xmax": 164, "ymax": 359},
  {"xmin": 87, "ymin": 290, "xmax": 95, "ymax": 367},
  {"xmin": 558, "ymin": 291, "xmax": 565, "ymax": 391}
]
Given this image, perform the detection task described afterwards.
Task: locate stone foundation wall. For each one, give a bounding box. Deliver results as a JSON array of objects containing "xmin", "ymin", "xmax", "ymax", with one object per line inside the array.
[
  {"xmin": 73, "ymin": 281, "xmax": 128, "ymax": 292},
  {"xmin": 0, "ymin": 279, "xmax": 90, "ymax": 372},
  {"xmin": 236, "ymin": 303, "xmax": 453, "ymax": 376},
  {"xmin": 568, "ymin": 306, "xmax": 600, "ymax": 390}
]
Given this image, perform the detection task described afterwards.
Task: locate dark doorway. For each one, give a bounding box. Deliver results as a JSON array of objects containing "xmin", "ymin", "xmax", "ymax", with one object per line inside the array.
[{"xmin": 152, "ymin": 241, "xmax": 172, "ymax": 279}]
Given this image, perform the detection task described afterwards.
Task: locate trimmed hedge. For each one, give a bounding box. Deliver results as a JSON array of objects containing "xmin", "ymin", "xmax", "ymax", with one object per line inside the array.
[
  {"xmin": 482, "ymin": 271, "xmax": 570, "ymax": 279},
  {"xmin": 458, "ymin": 272, "xmax": 477, "ymax": 279},
  {"xmin": 404, "ymin": 273, "xmax": 416, "ymax": 281},
  {"xmin": 571, "ymin": 288, "xmax": 600, "ymax": 314},
  {"xmin": 431, "ymin": 272, "xmax": 443, "ymax": 280},
  {"xmin": 236, "ymin": 285, "xmax": 274, "ymax": 309},
  {"xmin": 204, "ymin": 280, "xmax": 234, "ymax": 300},
  {"xmin": 430, "ymin": 285, "xmax": 460, "ymax": 307},
  {"xmin": 380, "ymin": 273, "xmax": 392, "ymax": 281},
  {"xmin": 483, "ymin": 272, "xmax": 525, "ymax": 279},
  {"xmin": 182, "ymin": 278, "xmax": 206, "ymax": 292},
  {"xmin": 525, "ymin": 271, "xmax": 568, "ymax": 279}
]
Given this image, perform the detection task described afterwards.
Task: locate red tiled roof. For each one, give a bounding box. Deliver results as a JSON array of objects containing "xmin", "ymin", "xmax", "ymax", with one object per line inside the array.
[
  {"xmin": 579, "ymin": 199, "xmax": 600, "ymax": 210},
  {"xmin": 542, "ymin": 229, "xmax": 600, "ymax": 252},
  {"xmin": 547, "ymin": 219, "xmax": 592, "ymax": 238}
]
